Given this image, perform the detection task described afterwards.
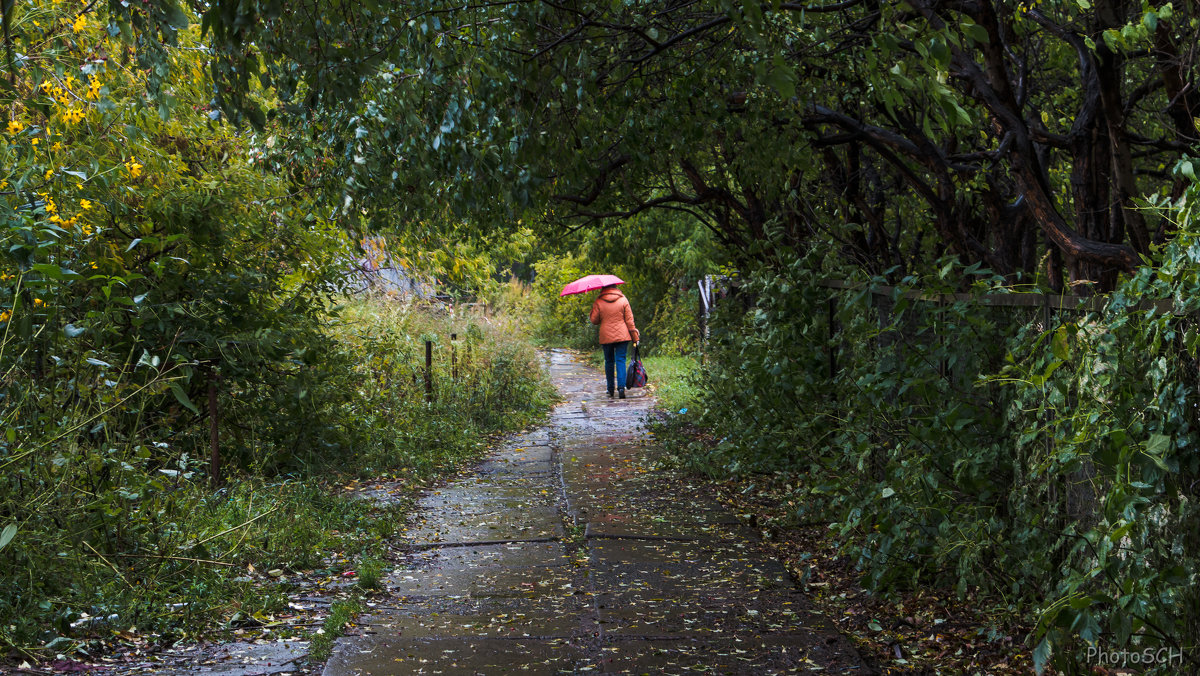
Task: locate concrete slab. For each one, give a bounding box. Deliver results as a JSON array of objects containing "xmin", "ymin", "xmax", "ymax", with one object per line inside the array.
[
  {"xmin": 586, "ymin": 538, "xmax": 758, "ymax": 565},
  {"xmin": 403, "ymin": 541, "xmax": 569, "ymax": 570},
  {"xmin": 157, "ymin": 641, "xmax": 309, "ymax": 675},
  {"xmin": 385, "ymin": 558, "xmax": 574, "ymax": 598},
  {"xmin": 402, "ymin": 508, "xmax": 561, "ymax": 545},
  {"xmin": 584, "ymin": 518, "xmax": 756, "ymax": 541},
  {"xmin": 321, "ymin": 636, "xmax": 583, "ymax": 675},
  {"xmin": 591, "ymin": 560, "xmax": 792, "ymax": 595},
  {"xmin": 415, "ymin": 484, "xmax": 555, "ymax": 509},
  {"xmin": 593, "ymin": 590, "xmax": 822, "ymax": 638},
  {"xmin": 363, "ymin": 594, "xmax": 592, "ymax": 630},
  {"xmin": 579, "ymin": 635, "xmax": 839, "ymax": 674}
]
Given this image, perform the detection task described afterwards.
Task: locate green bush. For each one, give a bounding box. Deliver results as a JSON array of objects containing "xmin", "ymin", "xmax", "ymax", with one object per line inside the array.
[
  {"xmin": 647, "ymin": 288, "xmax": 701, "ymax": 357},
  {"xmin": 676, "ymin": 240, "xmax": 1200, "ymax": 671}
]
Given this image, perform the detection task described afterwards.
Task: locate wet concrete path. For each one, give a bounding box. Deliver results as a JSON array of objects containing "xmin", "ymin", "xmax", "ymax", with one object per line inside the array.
[{"xmin": 322, "ymin": 350, "xmax": 867, "ymax": 675}]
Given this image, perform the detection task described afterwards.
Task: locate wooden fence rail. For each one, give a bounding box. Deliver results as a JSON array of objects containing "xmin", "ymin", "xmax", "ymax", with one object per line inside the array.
[{"xmin": 819, "ymin": 279, "xmax": 1179, "ymax": 314}]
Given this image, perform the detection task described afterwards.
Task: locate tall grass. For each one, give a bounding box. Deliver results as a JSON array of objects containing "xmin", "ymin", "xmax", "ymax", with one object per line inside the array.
[{"xmin": 0, "ymin": 297, "xmax": 553, "ymax": 657}]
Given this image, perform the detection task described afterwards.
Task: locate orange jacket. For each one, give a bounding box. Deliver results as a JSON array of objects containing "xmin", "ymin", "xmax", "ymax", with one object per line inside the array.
[{"xmin": 590, "ymin": 289, "xmax": 640, "ymax": 344}]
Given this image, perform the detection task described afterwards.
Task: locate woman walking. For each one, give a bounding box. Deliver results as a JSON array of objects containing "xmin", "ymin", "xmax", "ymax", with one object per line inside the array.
[{"xmin": 590, "ymin": 284, "xmax": 640, "ymax": 398}]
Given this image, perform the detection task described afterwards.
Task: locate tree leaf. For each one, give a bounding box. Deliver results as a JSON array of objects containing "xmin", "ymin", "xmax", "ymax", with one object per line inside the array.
[
  {"xmin": 1032, "ymin": 636, "xmax": 1053, "ymax": 674},
  {"xmin": 962, "ymin": 22, "xmax": 989, "ymax": 44},
  {"xmin": 0, "ymin": 524, "xmax": 16, "ymax": 552},
  {"xmin": 171, "ymin": 383, "xmax": 200, "ymax": 415}
]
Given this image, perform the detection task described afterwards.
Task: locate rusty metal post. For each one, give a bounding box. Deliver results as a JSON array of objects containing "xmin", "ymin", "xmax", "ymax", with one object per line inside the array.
[
  {"xmin": 425, "ymin": 339, "xmax": 434, "ymax": 402},
  {"xmin": 451, "ymin": 333, "xmax": 458, "ymax": 381},
  {"xmin": 828, "ymin": 295, "xmax": 837, "ymax": 380},
  {"xmin": 208, "ymin": 370, "xmax": 221, "ymax": 488}
]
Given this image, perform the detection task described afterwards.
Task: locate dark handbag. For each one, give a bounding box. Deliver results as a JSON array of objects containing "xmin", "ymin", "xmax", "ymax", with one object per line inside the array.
[{"xmin": 625, "ymin": 343, "xmax": 648, "ymax": 389}]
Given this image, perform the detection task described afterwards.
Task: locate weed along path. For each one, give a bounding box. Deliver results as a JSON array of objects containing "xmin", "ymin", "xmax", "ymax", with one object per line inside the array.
[{"xmin": 322, "ymin": 350, "xmax": 867, "ymax": 675}]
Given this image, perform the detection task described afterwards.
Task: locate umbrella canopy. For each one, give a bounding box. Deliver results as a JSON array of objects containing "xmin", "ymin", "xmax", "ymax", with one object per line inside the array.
[{"xmin": 560, "ymin": 274, "xmax": 625, "ymax": 297}]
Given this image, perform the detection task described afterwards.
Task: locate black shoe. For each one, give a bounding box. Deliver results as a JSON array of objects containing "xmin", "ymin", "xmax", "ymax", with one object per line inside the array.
[
  {"xmin": 618, "ymin": 388, "xmax": 626, "ymax": 399},
  {"xmin": 607, "ymin": 388, "xmax": 614, "ymax": 398}
]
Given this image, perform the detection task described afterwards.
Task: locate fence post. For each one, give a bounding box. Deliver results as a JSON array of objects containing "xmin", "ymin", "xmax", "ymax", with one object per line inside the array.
[
  {"xmin": 937, "ymin": 293, "xmax": 949, "ymax": 381},
  {"xmin": 1043, "ymin": 293, "xmax": 1054, "ymax": 459},
  {"xmin": 208, "ymin": 368, "xmax": 221, "ymax": 488},
  {"xmin": 451, "ymin": 333, "xmax": 458, "ymax": 380},
  {"xmin": 827, "ymin": 295, "xmax": 837, "ymax": 380},
  {"xmin": 425, "ymin": 339, "xmax": 434, "ymax": 402}
]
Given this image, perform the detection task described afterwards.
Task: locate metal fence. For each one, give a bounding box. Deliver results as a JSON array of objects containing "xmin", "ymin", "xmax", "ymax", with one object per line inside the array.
[{"xmin": 817, "ymin": 280, "xmax": 1138, "ymax": 530}]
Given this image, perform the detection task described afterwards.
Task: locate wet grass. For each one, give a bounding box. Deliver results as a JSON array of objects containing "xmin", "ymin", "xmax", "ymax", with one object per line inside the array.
[
  {"xmin": 308, "ymin": 598, "xmax": 364, "ymax": 662},
  {"xmin": 355, "ymin": 558, "xmax": 386, "ymax": 591},
  {"xmin": 642, "ymin": 355, "xmax": 699, "ymax": 412}
]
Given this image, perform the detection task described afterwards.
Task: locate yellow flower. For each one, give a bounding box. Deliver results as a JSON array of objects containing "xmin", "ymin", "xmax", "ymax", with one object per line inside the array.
[
  {"xmin": 52, "ymin": 142, "xmax": 63, "ymax": 152},
  {"xmin": 80, "ymin": 199, "xmax": 92, "ymax": 210},
  {"xmin": 81, "ymin": 224, "xmax": 93, "ymax": 236},
  {"xmin": 85, "ymin": 79, "xmax": 101, "ymax": 100},
  {"xmin": 31, "ymin": 138, "xmax": 40, "ymax": 146},
  {"xmin": 44, "ymin": 168, "xmax": 55, "ymax": 181},
  {"xmin": 0, "ymin": 311, "xmax": 10, "ymax": 323},
  {"xmin": 124, "ymin": 160, "xmax": 143, "ymax": 178},
  {"xmin": 33, "ymin": 298, "xmax": 45, "ymax": 308},
  {"xmin": 45, "ymin": 200, "xmax": 57, "ymax": 214},
  {"xmin": 0, "ymin": 180, "xmax": 8, "ymax": 189},
  {"xmin": 63, "ymin": 108, "xmax": 86, "ymax": 125},
  {"xmin": 72, "ymin": 14, "xmax": 87, "ymax": 32},
  {"xmin": 6, "ymin": 120, "xmax": 23, "ymax": 135}
]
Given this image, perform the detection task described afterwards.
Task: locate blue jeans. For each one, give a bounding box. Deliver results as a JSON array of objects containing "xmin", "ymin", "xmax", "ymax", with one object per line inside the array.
[{"xmin": 602, "ymin": 341, "xmax": 629, "ymax": 392}]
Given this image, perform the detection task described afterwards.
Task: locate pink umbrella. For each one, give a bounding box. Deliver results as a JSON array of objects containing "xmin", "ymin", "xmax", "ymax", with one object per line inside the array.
[{"xmin": 560, "ymin": 274, "xmax": 625, "ymax": 297}]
